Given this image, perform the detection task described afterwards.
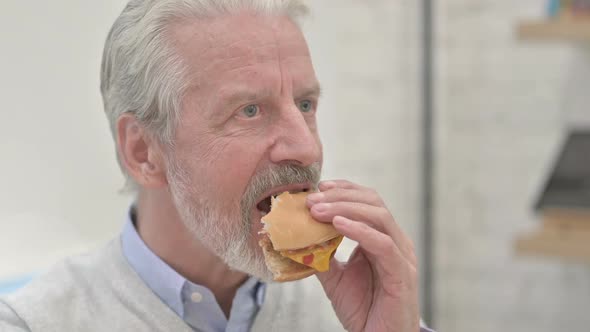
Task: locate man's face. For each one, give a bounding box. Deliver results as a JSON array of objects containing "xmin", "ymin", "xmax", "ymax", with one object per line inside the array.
[{"xmin": 165, "ymin": 14, "xmax": 323, "ymax": 280}]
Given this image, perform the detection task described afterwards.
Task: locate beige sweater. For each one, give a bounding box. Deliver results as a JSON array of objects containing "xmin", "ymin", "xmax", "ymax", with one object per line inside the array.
[{"xmin": 0, "ymin": 239, "xmax": 345, "ymax": 331}]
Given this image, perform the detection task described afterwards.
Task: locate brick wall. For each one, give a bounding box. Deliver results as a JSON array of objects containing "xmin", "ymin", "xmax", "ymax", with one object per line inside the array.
[{"xmin": 434, "ymin": 1, "xmax": 590, "ymax": 331}]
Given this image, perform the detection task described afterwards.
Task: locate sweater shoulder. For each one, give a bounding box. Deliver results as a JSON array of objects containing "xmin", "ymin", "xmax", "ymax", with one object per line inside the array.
[
  {"xmin": 4, "ymin": 240, "xmax": 121, "ymax": 310},
  {"xmin": 0, "ymin": 239, "xmax": 188, "ymax": 332},
  {"xmin": 0, "ymin": 298, "xmax": 30, "ymax": 332}
]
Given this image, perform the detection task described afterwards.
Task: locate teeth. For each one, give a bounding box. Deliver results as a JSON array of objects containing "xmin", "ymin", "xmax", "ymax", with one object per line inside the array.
[{"xmin": 257, "ymin": 187, "xmax": 308, "ymax": 215}]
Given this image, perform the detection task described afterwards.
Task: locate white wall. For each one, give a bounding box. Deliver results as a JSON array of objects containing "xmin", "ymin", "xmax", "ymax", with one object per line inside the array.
[
  {"xmin": 0, "ymin": 1, "xmax": 131, "ymax": 278},
  {"xmin": 304, "ymin": 1, "xmax": 423, "ymax": 266}
]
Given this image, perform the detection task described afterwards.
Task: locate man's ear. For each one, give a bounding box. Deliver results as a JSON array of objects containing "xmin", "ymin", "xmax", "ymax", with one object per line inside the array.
[{"xmin": 116, "ymin": 113, "xmax": 168, "ymax": 189}]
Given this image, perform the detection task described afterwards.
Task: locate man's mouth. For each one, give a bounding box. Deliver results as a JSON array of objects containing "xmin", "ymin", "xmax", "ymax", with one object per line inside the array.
[{"xmin": 255, "ymin": 184, "xmax": 312, "ymax": 217}]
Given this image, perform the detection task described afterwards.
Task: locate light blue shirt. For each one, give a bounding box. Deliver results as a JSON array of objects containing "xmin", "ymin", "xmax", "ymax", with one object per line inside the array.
[{"xmin": 121, "ymin": 210, "xmax": 265, "ymax": 332}]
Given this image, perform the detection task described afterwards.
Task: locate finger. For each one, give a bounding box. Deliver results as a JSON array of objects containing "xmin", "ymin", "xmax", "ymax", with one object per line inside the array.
[
  {"xmin": 310, "ymin": 202, "xmax": 417, "ymax": 268},
  {"xmin": 306, "ymin": 188, "xmax": 384, "ymax": 208},
  {"xmin": 310, "ymin": 201, "xmax": 390, "ymax": 233},
  {"xmin": 316, "ymin": 181, "xmax": 417, "ymax": 268},
  {"xmin": 332, "ymin": 216, "xmax": 407, "ymax": 275},
  {"xmin": 319, "ymin": 179, "xmax": 364, "ymax": 191},
  {"xmin": 333, "ymin": 218, "xmax": 418, "ymax": 301}
]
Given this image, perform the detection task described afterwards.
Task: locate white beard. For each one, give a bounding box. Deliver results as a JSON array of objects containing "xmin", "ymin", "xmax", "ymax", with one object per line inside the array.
[
  {"xmin": 166, "ymin": 157, "xmax": 321, "ymax": 283},
  {"xmin": 167, "ymin": 159, "xmax": 273, "ymax": 281}
]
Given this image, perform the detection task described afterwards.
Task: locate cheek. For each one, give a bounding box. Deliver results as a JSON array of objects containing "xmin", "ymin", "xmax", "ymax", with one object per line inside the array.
[{"xmin": 196, "ymin": 136, "xmax": 268, "ymax": 204}]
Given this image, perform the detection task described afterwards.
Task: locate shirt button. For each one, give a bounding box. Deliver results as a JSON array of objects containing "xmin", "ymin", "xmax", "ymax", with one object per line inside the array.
[{"xmin": 190, "ymin": 292, "xmax": 203, "ymax": 303}]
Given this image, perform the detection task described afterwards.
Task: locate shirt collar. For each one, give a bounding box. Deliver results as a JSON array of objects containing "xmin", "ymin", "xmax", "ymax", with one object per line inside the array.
[
  {"xmin": 121, "ymin": 210, "xmax": 187, "ymax": 316},
  {"xmin": 120, "ymin": 206, "xmax": 266, "ymax": 319}
]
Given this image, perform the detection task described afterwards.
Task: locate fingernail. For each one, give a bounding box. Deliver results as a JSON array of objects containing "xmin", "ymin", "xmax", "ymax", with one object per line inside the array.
[
  {"xmin": 307, "ymin": 193, "xmax": 324, "ymax": 204},
  {"xmin": 313, "ymin": 203, "xmax": 329, "ymax": 213},
  {"xmin": 333, "ymin": 216, "xmax": 351, "ymax": 226}
]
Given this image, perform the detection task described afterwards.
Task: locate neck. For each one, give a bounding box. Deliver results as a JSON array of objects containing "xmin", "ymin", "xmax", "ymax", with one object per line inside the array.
[{"xmin": 135, "ymin": 188, "xmax": 248, "ymax": 317}]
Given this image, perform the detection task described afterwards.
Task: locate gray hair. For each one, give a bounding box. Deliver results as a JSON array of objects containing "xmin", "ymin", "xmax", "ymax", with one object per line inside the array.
[{"xmin": 100, "ymin": 0, "xmax": 309, "ymax": 191}]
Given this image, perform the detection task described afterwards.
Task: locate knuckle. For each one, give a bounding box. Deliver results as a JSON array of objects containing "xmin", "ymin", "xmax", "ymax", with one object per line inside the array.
[
  {"xmin": 404, "ymin": 238, "xmax": 418, "ymax": 261},
  {"xmin": 407, "ymin": 238, "xmax": 416, "ymax": 252},
  {"xmin": 333, "ymin": 187, "xmax": 348, "ymax": 197},
  {"xmin": 367, "ymin": 188, "xmax": 380, "ymax": 199},
  {"xmin": 367, "ymin": 188, "xmax": 384, "ymax": 204},
  {"xmin": 357, "ymin": 221, "xmax": 372, "ymax": 234},
  {"xmin": 408, "ymin": 265, "xmax": 418, "ymax": 286},
  {"xmin": 371, "ymin": 192, "xmax": 383, "ymax": 203},
  {"xmin": 341, "ymin": 179, "xmax": 354, "ymax": 187},
  {"xmin": 376, "ymin": 206, "xmax": 391, "ymax": 221},
  {"xmin": 380, "ymin": 237, "xmax": 396, "ymax": 253},
  {"xmin": 410, "ymin": 252, "xmax": 418, "ymax": 267}
]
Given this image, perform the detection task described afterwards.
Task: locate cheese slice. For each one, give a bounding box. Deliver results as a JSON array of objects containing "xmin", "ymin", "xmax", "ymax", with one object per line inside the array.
[{"xmin": 280, "ymin": 236, "xmax": 343, "ymax": 272}]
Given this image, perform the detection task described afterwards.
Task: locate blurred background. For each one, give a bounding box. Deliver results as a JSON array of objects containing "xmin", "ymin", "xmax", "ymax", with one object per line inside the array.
[{"xmin": 1, "ymin": 1, "xmax": 590, "ymax": 331}]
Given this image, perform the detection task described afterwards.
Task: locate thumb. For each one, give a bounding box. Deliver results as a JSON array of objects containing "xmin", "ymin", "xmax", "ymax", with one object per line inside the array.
[
  {"xmin": 316, "ymin": 257, "xmax": 345, "ymax": 286},
  {"xmin": 316, "ymin": 244, "xmax": 364, "ymax": 287}
]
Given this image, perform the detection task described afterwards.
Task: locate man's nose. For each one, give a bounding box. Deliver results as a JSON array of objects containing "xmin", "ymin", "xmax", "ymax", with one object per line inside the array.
[{"xmin": 269, "ymin": 105, "xmax": 322, "ymax": 167}]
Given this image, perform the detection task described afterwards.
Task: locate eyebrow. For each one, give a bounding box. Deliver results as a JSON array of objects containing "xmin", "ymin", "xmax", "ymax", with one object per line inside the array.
[
  {"xmin": 222, "ymin": 82, "xmax": 322, "ymax": 106},
  {"xmin": 223, "ymin": 89, "xmax": 272, "ymax": 108},
  {"xmin": 296, "ymin": 83, "xmax": 322, "ymax": 99}
]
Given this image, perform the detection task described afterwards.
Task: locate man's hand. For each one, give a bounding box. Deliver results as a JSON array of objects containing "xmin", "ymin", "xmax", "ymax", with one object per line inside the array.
[{"xmin": 307, "ymin": 180, "xmax": 419, "ymax": 332}]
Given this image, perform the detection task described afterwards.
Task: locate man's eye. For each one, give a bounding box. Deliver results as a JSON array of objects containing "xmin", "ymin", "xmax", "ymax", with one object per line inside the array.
[
  {"xmin": 241, "ymin": 104, "xmax": 260, "ymax": 118},
  {"xmin": 298, "ymin": 100, "xmax": 314, "ymax": 113}
]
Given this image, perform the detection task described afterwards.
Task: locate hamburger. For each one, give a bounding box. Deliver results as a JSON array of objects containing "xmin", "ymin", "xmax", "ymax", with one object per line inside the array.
[{"xmin": 258, "ymin": 191, "xmax": 343, "ymax": 282}]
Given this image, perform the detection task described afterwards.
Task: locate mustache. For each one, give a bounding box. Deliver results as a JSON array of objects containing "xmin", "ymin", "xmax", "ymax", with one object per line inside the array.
[{"xmin": 240, "ymin": 162, "xmax": 322, "ymax": 227}]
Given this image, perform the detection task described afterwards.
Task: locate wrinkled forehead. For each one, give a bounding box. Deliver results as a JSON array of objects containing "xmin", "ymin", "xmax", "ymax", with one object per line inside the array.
[{"xmin": 167, "ymin": 13, "xmax": 312, "ymax": 81}]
